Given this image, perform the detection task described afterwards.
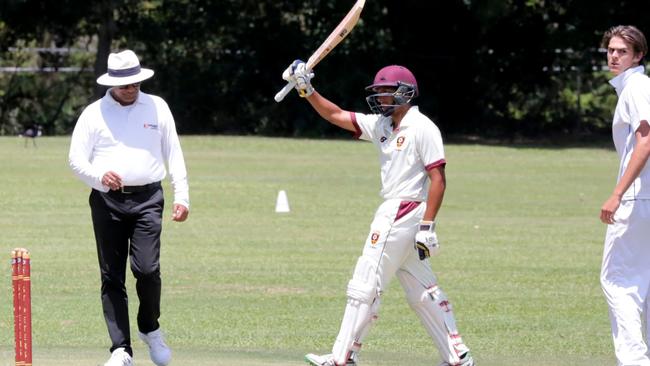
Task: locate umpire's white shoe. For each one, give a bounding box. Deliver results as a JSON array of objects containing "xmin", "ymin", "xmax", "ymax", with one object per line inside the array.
[
  {"xmin": 138, "ymin": 328, "xmax": 171, "ymax": 366},
  {"xmin": 103, "ymin": 347, "xmax": 133, "ymax": 366},
  {"xmin": 305, "ymin": 353, "xmax": 357, "ymax": 366},
  {"xmin": 439, "ymin": 352, "xmax": 475, "ymax": 366}
]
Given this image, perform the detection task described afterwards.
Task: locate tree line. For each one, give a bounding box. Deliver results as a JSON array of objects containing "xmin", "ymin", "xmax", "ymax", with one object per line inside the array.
[{"xmin": 1, "ymin": 0, "xmax": 649, "ymax": 139}]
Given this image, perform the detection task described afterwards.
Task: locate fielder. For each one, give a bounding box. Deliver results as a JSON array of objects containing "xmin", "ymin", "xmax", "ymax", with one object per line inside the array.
[
  {"xmin": 282, "ymin": 61, "xmax": 475, "ymax": 366},
  {"xmin": 600, "ymin": 25, "xmax": 650, "ymax": 366}
]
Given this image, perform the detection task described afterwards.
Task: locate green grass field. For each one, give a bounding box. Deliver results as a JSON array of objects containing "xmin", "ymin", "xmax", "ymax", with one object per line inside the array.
[{"xmin": 0, "ymin": 135, "xmax": 618, "ymax": 365}]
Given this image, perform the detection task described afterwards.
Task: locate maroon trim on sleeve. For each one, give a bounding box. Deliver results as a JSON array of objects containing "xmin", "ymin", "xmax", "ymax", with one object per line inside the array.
[
  {"xmin": 425, "ymin": 159, "xmax": 446, "ymax": 171},
  {"xmin": 350, "ymin": 112, "xmax": 362, "ymax": 139},
  {"xmin": 394, "ymin": 201, "xmax": 421, "ymax": 222}
]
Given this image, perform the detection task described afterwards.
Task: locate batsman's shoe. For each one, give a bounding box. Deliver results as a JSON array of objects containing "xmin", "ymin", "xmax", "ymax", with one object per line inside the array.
[
  {"xmin": 139, "ymin": 328, "xmax": 171, "ymax": 366},
  {"xmin": 439, "ymin": 352, "xmax": 475, "ymax": 366},
  {"xmin": 104, "ymin": 347, "xmax": 133, "ymax": 366},
  {"xmin": 305, "ymin": 353, "xmax": 357, "ymax": 366}
]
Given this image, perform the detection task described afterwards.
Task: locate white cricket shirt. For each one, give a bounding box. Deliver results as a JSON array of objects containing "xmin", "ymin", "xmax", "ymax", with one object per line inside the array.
[
  {"xmin": 609, "ymin": 65, "xmax": 650, "ymax": 200},
  {"xmin": 69, "ymin": 90, "xmax": 190, "ymax": 208},
  {"xmin": 351, "ymin": 106, "xmax": 446, "ymax": 201}
]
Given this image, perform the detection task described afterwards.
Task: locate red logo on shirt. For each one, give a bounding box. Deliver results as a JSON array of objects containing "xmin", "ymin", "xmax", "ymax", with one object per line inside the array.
[
  {"xmin": 396, "ymin": 136, "xmax": 405, "ymax": 148},
  {"xmin": 370, "ymin": 231, "xmax": 380, "ymax": 245},
  {"xmin": 143, "ymin": 123, "xmax": 158, "ymax": 130}
]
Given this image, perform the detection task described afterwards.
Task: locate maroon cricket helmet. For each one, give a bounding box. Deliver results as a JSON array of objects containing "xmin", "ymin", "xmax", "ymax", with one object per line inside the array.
[
  {"xmin": 365, "ymin": 65, "xmax": 419, "ymax": 116},
  {"xmin": 365, "ymin": 65, "xmax": 419, "ymax": 97}
]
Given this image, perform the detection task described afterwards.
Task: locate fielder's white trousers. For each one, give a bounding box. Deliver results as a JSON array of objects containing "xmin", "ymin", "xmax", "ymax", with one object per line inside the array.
[{"xmin": 601, "ymin": 200, "xmax": 650, "ymax": 366}]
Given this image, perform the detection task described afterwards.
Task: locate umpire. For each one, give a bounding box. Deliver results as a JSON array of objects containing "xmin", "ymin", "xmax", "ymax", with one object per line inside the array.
[{"xmin": 69, "ymin": 50, "xmax": 189, "ymax": 366}]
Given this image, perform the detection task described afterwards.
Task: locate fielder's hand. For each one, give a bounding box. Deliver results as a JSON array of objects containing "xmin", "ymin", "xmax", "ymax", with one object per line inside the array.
[
  {"xmin": 282, "ymin": 59, "xmax": 314, "ymax": 97},
  {"xmin": 415, "ymin": 221, "xmax": 440, "ymax": 260}
]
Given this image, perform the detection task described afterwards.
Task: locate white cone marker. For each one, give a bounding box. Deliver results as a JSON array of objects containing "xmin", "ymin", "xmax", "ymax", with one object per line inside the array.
[{"xmin": 275, "ymin": 190, "xmax": 290, "ymax": 213}]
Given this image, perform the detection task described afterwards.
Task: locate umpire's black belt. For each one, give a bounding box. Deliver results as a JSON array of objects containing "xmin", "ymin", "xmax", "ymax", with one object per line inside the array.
[{"xmin": 119, "ymin": 181, "xmax": 161, "ymax": 194}]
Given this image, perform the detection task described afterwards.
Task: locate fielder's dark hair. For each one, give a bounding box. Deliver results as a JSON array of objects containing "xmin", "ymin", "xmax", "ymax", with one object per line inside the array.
[{"xmin": 602, "ymin": 25, "xmax": 648, "ymax": 64}]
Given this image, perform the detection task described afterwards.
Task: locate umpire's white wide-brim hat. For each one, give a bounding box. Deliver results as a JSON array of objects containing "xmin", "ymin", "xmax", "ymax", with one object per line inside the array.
[{"xmin": 96, "ymin": 50, "xmax": 154, "ymax": 86}]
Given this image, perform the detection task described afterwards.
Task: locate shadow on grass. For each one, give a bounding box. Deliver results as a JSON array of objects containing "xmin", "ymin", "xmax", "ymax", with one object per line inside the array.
[{"xmin": 0, "ymin": 347, "xmax": 615, "ymax": 366}]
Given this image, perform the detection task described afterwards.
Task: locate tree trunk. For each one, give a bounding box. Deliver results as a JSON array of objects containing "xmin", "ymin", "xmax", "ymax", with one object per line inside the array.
[{"xmin": 93, "ymin": 0, "xmax": 116, "ymax": 100}]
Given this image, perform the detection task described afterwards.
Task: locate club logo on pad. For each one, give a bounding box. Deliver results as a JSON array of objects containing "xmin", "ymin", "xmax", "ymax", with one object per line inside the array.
[{"xmin": 439, "ymin": 300, "xmax": 452, "ymax": 312}]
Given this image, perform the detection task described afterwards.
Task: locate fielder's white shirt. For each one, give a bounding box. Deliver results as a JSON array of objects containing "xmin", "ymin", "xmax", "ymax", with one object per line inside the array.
[
  {"xmin": 351, "ymin": 106, "xmax": 445, "ymax": 201},
  {"xmin": 69, "ymin": 90, "xmax": 190, "ymax": 208},
  {"xmin": 609, "ymin": 65, "xmax": 650, "ymax": 200}
]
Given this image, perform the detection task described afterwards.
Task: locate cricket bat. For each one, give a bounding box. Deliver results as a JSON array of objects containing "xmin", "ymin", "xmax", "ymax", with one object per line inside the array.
[{"xmin": 274, "ymin": 0, "xmax": 366, "ymax": 102}]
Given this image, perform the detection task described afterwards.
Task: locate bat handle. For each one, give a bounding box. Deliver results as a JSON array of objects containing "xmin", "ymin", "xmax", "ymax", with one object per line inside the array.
[{"xmin": 274, "ymin": 81, "xmax": 296, "ymax": 102}]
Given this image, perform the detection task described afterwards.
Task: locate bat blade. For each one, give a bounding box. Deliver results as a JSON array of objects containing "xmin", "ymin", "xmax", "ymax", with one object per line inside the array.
[
  {"xmin": 275, "ymin": 0, "xmax": 366, "ymax": 102},
  {"xmin": 305, "ymin": 0, "xmax": 365, "ymax": 70}
]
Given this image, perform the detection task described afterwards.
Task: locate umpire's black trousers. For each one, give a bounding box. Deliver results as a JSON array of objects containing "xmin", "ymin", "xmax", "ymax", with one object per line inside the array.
[{"xmin": 89, "ymin": 184, "xmax": 164, "ymax": 356}]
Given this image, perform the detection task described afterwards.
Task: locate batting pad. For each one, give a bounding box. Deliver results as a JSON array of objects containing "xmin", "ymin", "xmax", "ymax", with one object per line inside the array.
[
  {"xmin": 332, "ymin": 256, "xmax": 380, "ymax": 365},
  {"xmin": 398, "ymin": 270, "xmax": 470, "ymax": 364}
]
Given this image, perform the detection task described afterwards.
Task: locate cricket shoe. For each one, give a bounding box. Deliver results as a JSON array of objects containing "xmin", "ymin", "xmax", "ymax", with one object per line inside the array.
[
  {"xmin": 103, "ymin": 347, "xmax": 133, "ymax": 366},
  {"xmin": 305, "ymin": 352, "xmax": 358, "ymax": 366},
  {"xmin": 139, "ymin": 328, "xmax": 171, "ymax": 366},
  {"xmin": 438, "ymin": 352, "xmax": 475, "ymax": 366}
]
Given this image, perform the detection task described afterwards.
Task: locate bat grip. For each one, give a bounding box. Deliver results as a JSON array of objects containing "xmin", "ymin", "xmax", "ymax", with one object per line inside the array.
[{"xmin": 274, "ymin": 81, "xmax": 296, "ymax": 102}]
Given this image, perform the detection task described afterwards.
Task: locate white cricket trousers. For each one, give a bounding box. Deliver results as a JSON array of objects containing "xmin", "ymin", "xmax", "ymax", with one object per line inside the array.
[
  {"xmin": 361, "ymin": 199, "xmax": 441, "ymax": 296},
  {"xmin": 601, "ymin": 200, "xmax": 650, "ymax": 366},
  {"xmin": 354, "ymin": 198, "xmax": 469, "ymax": 362}
]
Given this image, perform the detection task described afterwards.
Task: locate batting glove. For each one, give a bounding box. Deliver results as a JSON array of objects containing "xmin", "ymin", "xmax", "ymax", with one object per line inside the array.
[
  {"xmin": 415, "ymin": 221, "xmax": 440, "ymax": 260},
  {"xmin": 281, "ymin": 61, "xmax": 297, "ymax": 82},
  {"xmin": 282, "ymin": 59, "xmax": 314, "ymax": 97}
]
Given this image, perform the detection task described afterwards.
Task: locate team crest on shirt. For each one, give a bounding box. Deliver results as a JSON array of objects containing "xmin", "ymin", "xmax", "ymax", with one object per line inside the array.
[
  {"xmin": 370, "ymin": 231, "xmax": 381, "ymax": 245},
  {"xmin": 396, "ymin": 136, "xmax": 406, "ymax": 149},
  {"xmin": 143, "ymin": 123, "xmax": 158, "ymax": 130}
]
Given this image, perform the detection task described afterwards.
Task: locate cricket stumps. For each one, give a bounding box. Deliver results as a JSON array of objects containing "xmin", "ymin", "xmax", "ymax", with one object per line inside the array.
[{"xmin": 12, "ymin": 248, "xmax": 32, "ymax": 366}]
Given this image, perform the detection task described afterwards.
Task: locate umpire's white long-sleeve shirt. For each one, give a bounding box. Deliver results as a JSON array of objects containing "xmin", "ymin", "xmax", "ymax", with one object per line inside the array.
[{"xmin": 69, "ymin": 90, "xmax": 189, "ymax": 208}]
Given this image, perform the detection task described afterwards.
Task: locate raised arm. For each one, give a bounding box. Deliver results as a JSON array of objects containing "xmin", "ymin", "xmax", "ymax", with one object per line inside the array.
[
  {"xmin": 283, "ymin": 60, "xmax": 356, "ymax": 132},
  {"xmin": 304, "ymin": 91, "xmax": 356, "ymax": 132}
]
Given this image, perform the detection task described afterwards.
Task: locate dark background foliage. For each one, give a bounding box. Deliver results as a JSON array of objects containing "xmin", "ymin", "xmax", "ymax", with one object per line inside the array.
[{"xmin": 1, "ymin": 0, "xmax": 649, "ymax": 139}]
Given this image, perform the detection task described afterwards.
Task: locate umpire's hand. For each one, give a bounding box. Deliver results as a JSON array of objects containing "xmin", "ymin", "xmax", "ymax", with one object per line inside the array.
[
  {"xmin": 102, "ymin": 171, "xmax": 122, "ymax": 191},
  {"xmin": 172, "ymin": 204, "xmax": 189, "ymax": 222}
]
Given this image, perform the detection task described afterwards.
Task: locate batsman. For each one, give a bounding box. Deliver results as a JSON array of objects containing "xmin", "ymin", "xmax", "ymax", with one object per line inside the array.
[{"xmin": 281, "ymin": 61, "xmax": 475, "ymax": 366}]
